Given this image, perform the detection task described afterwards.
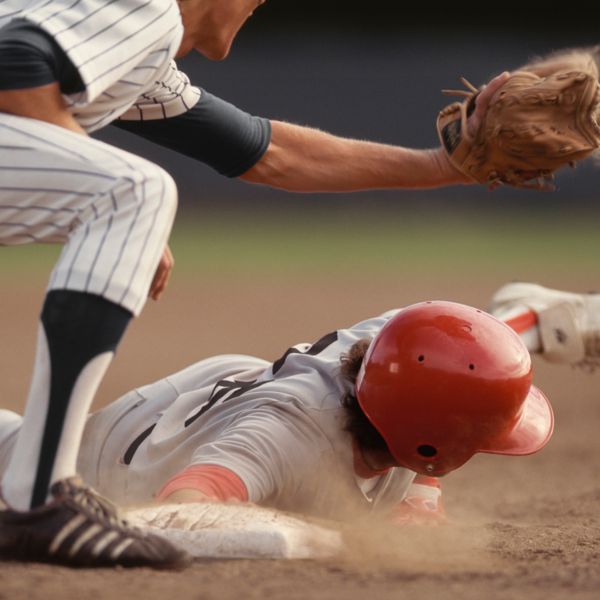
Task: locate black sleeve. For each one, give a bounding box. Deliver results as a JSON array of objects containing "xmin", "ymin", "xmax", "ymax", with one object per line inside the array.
[
  {"xmin": 0, "ymin": 19, "xmax": 84, "ymax": 93},
  {"xmin": 113, "ymin": 90, "xmax": 272, "ymax": 178}
]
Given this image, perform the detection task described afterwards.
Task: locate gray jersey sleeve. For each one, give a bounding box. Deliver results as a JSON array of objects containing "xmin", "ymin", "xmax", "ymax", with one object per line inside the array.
[{"xmin": 188, "ymin": 403, "xmax": 331, "ymax": 504}]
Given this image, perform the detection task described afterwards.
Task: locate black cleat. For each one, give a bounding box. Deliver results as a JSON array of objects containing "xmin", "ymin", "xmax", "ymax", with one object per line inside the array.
[{"xmin": 0, "ymin": 477, "xmax": 191, "ymax": 569}]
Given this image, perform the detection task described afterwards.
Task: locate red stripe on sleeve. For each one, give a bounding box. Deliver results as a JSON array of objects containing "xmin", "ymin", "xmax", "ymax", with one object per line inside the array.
[
  {"xmin": 504, "ymin": 309, "xmax": 538, "ymax": 334},
  {"xmin": 156, "ymin": 464, "xmax": 249, "ymax": 503}
]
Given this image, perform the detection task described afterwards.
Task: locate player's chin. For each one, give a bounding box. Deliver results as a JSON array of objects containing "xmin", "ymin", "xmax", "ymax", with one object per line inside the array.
[
  {"xmin": 175, "ymin": 40, "xmax": 195, "ymax": 59},
  {"xmin": 175, "ymin": 35, "xmax": 232, "ymax": 60},
  {"xmin": 196, "ymin": 43, "xmax": 232, "ymax": 61},
  {"xmin": 193, "ymin": 31, "xmax": 238, "ymax": 61}
]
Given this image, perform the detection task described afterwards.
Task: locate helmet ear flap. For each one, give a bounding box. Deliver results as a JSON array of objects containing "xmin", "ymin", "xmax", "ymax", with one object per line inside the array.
[{"xmin": 356, "ymin": 301, "xmax": 553, "ymax": 476}]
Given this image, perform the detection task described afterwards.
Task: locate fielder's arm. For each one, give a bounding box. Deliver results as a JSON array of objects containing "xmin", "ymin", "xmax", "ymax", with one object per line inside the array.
[
  {"xmin": 239, "ymin": 73, "xmax": 509, "ymax": 192},
  {"xmin": 0, "ymin": 20, "xmax": 86, "ymax": 135},
  {"xmin": 240, "ymin": 122, "xmax": 465, "ymax": 191},
  {"xmin": 115, "ymin": 73, "xmax": 507, "ymax": 193},
  {"xmin": 0, "ymin": 83, "xmax": 84, "ymax": 135},
  {"xmin": 117, "ymin": 99, "xmax": 461, "ymax": 188}
]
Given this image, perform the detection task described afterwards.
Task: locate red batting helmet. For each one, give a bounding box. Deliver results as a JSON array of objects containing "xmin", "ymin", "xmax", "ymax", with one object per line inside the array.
[{"xmin": 355, "ymin": 301, "xmax": 553, "ymax": 476}]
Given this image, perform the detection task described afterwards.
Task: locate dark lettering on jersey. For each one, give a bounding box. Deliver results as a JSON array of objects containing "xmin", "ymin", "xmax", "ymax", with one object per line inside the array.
[
  {"xmin": 271, "ymin": 331, "xmax": 338, "ymax": 375},
  {"xmin": 183, "ymin": 379, "xmax": 268, "ymax": 428},
  {"xmin": 121, "ymin": 379, "xmax": 267, "ymax": 464},
  {"xmin": 122, "ymin": 333, "xmax": 338, "ymax": 464},
  {"xmin": 122, "ymin": 423, "xmax": 156, "ymax": 465}
]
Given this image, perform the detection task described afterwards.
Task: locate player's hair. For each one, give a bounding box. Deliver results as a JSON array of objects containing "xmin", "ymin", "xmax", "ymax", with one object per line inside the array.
[{"xmin": 340, "ymin": 338, "xmax": 389, "ymax": 455}]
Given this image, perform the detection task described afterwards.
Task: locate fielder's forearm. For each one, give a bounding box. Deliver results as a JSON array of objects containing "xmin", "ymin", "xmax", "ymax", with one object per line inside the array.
[{"xmin": 240, "ymin": 120, "xmax": 469, "ymax": 192}]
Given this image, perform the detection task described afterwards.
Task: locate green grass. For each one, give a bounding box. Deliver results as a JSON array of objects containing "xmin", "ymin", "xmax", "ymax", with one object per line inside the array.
[
  {"xmin": 1, "ymin": 211, "xmax": 598, "ymax": 278},
  {"xmin": 171, "ymin": 212, "xmax": 600, "ymax": 276}
]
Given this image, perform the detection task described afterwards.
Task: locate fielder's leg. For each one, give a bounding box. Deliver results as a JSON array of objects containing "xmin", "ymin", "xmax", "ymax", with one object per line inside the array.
[
  {"xmin": 0, "ymin": 115, "xmax": 187, "ymax": 567},
  {"xmin": 0, "ymin": 410, "xmax": 21, "ymax": 489}
]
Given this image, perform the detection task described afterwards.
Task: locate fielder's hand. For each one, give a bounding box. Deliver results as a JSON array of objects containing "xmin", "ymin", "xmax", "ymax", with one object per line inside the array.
[
  {"xmin": 437, "ymin": 65, "xmax": 600, "ymax": 189},
  {"xmin": 434, "ymin": 72, "xmax": 510, "ymax": 186},
  {"xmin": 465, "ymin": 71, "xmax": 510, "ymax": 138},
  {"xmin": 149, "ymin": 244, "xmax": 174, "ymax": 301}
]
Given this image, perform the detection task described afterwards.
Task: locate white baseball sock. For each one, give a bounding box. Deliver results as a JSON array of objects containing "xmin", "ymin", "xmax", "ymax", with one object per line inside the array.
[{"xmin": 1, "ymin": 290, "xmax": 131, "ymax": 510}]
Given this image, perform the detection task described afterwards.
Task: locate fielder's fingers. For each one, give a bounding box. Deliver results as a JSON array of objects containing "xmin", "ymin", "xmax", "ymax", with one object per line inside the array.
[
  {"xmin": 477, "ymin": 71, "xmax": 510, "ymax": 111},
  {"xmin": 149, "ymin": 244, "xmax": 175, "ymax": 301},
  {"xmin": 468, "ymin": 71, "xmax": 510, "ymax": 137}
]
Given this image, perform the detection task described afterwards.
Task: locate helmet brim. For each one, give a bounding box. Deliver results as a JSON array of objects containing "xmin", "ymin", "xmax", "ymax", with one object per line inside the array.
[{"xmin": 480, "ymin": 385, "xmax": 554, "ymax": 456}]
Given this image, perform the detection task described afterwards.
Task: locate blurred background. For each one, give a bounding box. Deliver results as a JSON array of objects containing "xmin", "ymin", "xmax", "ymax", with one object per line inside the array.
[
  {"xmin": 3, "ymin": 11, "xmax": 600, "ymax": 593},
  {"xmin": 95, "ymin": 1, "xmax": 600, "ymax": 214},
  {"xmin": 2, "ymin": 1, "xmax": 600, "ymax": 406}
]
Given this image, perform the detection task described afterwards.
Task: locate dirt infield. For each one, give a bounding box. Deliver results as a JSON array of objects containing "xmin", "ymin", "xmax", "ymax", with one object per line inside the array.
[{"xmin": 1, "ymin": 271, "xmax": 599, "ymax": 600}]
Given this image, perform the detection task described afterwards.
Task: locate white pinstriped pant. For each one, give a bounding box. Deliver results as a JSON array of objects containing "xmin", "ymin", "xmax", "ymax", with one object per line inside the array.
[{"xmin": 0, "ymin": 114, "xmax": 178, "ymax": 316}]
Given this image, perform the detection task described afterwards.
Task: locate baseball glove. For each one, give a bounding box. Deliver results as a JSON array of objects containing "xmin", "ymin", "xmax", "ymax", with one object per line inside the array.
[{"xmin": 437, "ymin": 69, "xmax": 600, "ymax": 189}]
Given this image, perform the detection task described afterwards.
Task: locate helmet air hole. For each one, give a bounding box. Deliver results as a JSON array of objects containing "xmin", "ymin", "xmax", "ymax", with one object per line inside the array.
[
  {"xmin": 417, "ymin": 444, "xmax": 437, "ymax": 457},
  {"xmin": 418, "ymin": 355, "xmax": 425, "ymax": 363},
  {"xmin": 469, "ymin": 363, "xmax": 475, "ymax": 370}
]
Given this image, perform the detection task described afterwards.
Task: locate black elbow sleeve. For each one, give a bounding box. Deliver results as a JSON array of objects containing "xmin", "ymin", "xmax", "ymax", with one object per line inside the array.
[{"xmin": 114, "ymin": 90, "xmax": 272, "ymax": 177}]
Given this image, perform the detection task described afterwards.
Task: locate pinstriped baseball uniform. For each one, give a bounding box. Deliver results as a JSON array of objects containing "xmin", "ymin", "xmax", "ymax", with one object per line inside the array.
[
  {"xmin": 0, "ymin": 311, "xmax": 417, "ymax": 518},
  {"xmin": 0, "ymin": 0, "xmax": 200, "ymax": 315},
  {"xmin": 0, "ymin": 0, "xmax": 196, "ymax": 516},
  {"xmin": 0, "ymin": 0, "xmax": 273, "ymax": 518}
]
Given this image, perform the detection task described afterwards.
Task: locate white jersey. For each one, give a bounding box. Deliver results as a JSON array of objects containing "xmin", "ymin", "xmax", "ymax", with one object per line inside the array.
[
  {"xmin": 0, "ymin": 0, "xmax": 200, "ymax": 132},
  {"xmin": 0, "ymin": 0, "xmax": 195, "ymax": 515},
  {"xmin": 67, "ymin": 310, "xmax": 416, "ymax": 517},
  {"xmin": 0, "ymin": 0, "xmax": 195, "ymax": 314}
]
